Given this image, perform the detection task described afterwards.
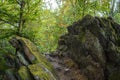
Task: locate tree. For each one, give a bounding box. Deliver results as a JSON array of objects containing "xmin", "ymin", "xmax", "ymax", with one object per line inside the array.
[
  {"xmin": 0, "ymin": 0, "xmax": 42, "ymax": 54},
  {"xmin": 110, "ymin": 0, "xmax": 116, "ymax": 16},
  {"xmin": 116, "ymin": 0, "xmax": 120, "ymax": 13},
  {"xmin": 0, "ymin": 0, "xmax": 42, "ymax": 35}
]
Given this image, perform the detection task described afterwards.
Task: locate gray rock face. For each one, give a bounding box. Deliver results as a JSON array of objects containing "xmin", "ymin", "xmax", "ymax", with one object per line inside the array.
[{"xmin": 57, "ymin": 15, "xmax": 120, "ymax": 80}]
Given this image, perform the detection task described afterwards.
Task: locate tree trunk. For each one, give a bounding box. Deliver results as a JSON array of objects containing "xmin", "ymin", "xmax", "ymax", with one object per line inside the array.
[
  {"xmin": 18, "ymin": 0, "xmax": 25, "ymax": 34},
  {"xmin": 82, "ymin": 0, "xmax": 86, "ymax": 18},
  {"xmin": 110, "ymin": 0, "xmax": 116, "ymax": 17},
  {"xmin": 116, "ymin": 0, "xmax": 120, "ymax": 13}
]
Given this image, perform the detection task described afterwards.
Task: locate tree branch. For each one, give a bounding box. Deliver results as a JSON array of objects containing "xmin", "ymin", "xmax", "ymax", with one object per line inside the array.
[
  {"xmin": 0, "ymin": 10, "xmax": 19, "ymax": 23},
  {"xmin": 15, "ymin": 0, "xmax": 21, "ymax": 5},
  {"xmin": 0, "ymin": 18, "xmax": 17, "ymax": 27}
]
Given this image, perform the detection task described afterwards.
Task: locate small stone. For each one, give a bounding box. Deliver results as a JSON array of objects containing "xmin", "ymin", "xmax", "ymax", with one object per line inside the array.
[{"xmin": 64, "ymin": 68, "xmax": 70, "ymax": 74}]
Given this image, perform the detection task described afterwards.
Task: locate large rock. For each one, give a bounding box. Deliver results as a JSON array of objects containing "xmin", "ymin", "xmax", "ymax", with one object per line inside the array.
[
  {"xmin": 57, "ymin": 15, "xmax": 120, "ymax": 80},
  {"xmin": 0, "ymin": 36, "xmax": 59, "ymax": 80}
]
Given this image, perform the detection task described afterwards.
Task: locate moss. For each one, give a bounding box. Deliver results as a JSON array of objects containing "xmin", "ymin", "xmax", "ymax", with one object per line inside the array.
[
  {"xmin": 15, "ymin": 36, "xmax": 58, "ymax": 79},
  {"xmin": 64, "ymin": 58, "xmax": 77, "ymax": 68},
  {"xmin": 16, "ymin": 37, "xmax": 51, "ymax": 64},
  {"xmin": 97, "ymin": 17, "xmax": 107, "ymax": 28},
  {"xmin": 78, "ymin": 28, "xmax": 86, "ymax": 43},
  {"xmin": 116, "ymin": 37, "xmax": 120, "ymax": 46},
  {"xmin": 0, "ymin": 49, "xmax": 11, "ymax": 71},
  {"xmin": 0, "ymin": 57, "xmax": 8, "ymax": 71},
  {"xmin": 28, "ymin": 63, "xmax": 56, "ymax": 80},
  {"xmin": 81, "ymin": 14, "xmax": 94, "ymax": 26},
  {"xmin": 109, "ymin": 71, "xmax": 120, "ymax": 80},
  {"xmin": 18, "ymin": 66, "xmax": 33, "ymax": 80}
]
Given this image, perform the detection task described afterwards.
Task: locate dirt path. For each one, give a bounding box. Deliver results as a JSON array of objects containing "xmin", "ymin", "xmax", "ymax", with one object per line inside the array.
[{"xmin": 45, "ymin": 54, "xmax": 87, "ymax": 80}]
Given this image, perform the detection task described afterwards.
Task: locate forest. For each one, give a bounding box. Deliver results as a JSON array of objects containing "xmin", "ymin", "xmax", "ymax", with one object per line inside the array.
[{"xmin": 0, "ymin": 0, "xmax": 120, "ymax": 80}]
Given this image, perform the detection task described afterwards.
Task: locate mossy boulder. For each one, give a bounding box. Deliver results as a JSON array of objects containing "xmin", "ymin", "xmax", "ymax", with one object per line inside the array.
[
  {"xmin": 0, "ymin": 36, "xmax": 59, "ymax": 80},
  {"xmin": 18, "ymin": 66, "xmax": 33, "ymax": 80},
  {"xmin": 57, "ymin": 15, "xmax": 120, "ymax": 80},
  {"xmin": 18, "ymin": 63, "xmax": 58, "ymax": 80},
  {"xmin": 8, "ymin": 36, "xmax": 59, "ymax": 80},
  {"xmin": 28, "ymin": 63, "xmax": 57, "ymax": 80}
]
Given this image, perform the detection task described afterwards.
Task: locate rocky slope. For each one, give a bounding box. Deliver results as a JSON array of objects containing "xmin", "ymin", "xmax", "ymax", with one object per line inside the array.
[
  {"xmin": 0, "ymin": 15, "xmax": 120, "ymax": 80},
  {"xmin": 56, "ymin": 15, "xmax": 120, "ymax": 80},
  {"xmin": 0, "ymin": 36, "xmax": 59, "ymax": 80}
]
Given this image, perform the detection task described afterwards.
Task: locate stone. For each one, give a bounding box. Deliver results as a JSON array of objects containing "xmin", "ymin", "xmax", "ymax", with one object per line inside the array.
[
  {"xmin": 57, "ymin": 15, "xmax": 120, "ymax": 80},
  {"xmin": 1, "ymin": 36, "xmax": 59, "ymax": 80}
]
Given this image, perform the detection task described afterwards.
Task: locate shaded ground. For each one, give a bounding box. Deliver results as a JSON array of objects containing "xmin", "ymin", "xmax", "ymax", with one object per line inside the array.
[{"xmin": 46, "ymin": 54, "xmax": 87, "ymax": 80}]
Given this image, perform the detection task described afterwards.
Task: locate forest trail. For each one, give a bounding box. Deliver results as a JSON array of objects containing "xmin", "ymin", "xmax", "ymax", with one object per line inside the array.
[{"xmin": 46, "ymin": 54, "xmax": 87, "ymax": 80}]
